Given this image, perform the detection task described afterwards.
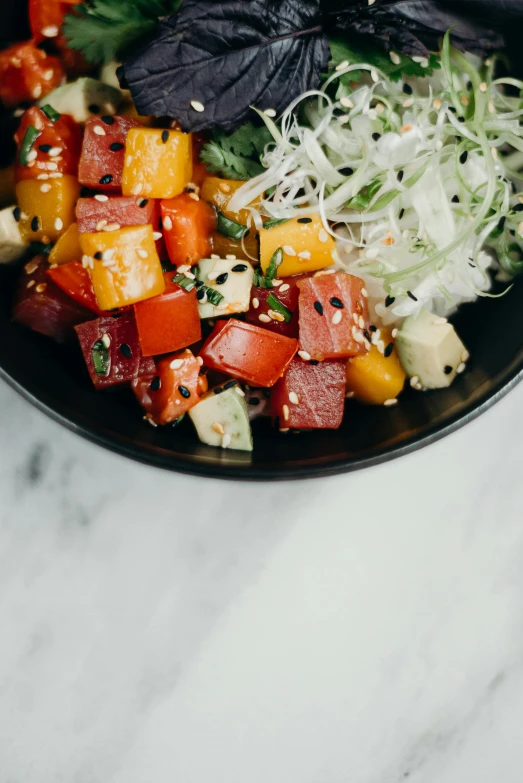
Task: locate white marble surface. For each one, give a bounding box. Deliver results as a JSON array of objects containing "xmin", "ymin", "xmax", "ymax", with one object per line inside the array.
[{"xmin": 1, "ymin": 376, "xmax": 523, "ymax": 782}]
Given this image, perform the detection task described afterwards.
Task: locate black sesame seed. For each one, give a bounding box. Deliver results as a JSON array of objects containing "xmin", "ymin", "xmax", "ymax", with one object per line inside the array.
[
  {"xmin": 329, "ymin": 296, "xmax": 344, "ymax": 309},
  {"xmin": 195, "ymin": 279, "xmax": 205, "ymax": 288},
  {"xmin": 231, "ymin": 264, "xmax": 248, "ymax": 272},
  {"xmin": 364, "ymin": 329, "xmax": 372, "ymax": 341},
  {"xmin": 215, "ymin": 272, "xmax": 229, "ymax": 285},
  {"xmin": 178, "ymin": 385, "xmax": 191, "ymax": 398},
  {"xmin": 196, "ymin": 288, "xmax": 206, "ymax": 300},
  {"xmin": 94, "ymin": 252, "xmax": 103, "ymax": 260},
  {"xmin": 451, "ymin": 195, "xmax": 460, "ymax": 203},
  {"xmin": 213, "ymin": 386, "xmax": 224, "ymax": 395},
  {"xmin": 403, "ymin": 83, "xmax": 413, "ymax": 95},
  {"xmin": 459, "ymin": 150, "xmax": 468, "ymax": 165},
  {"xmin": 138, "ymin": 199, "xmax": 149, "ymax": 208},
  {"xmin": 339, "ymin": 167, "xmax": 353, "ymax": 177},
  {"xmin": 309, "ymin": 359, "xmax": 319, "ymax": 365},
  {"xmin": 297, "ymin": 217, "xmax": 313, "ymax": 223},
  {"xmin": 384, "ymin": 342, "xmax": 394, "ymax": 358},
  {"xmin": 38, "ymin": 144, "xmax": 52, "ymax": 153},
  {"xmin": 119, "ymin": 343, "xmax": 132, "ymax": 358},
  {"xmin": 397, "ymin": 170, "xmax": 404, "ymax": 183},
  {"xmin": 31, "ymin": 216, "xmax": 39, "ymax": 232},
  {"xmin": 449, "ymin": 106, "xmax": 457, "ymax": 113},
  {"xmin": 313, "ymin": 301, "xmax": 324, "ymax": 316},
  {"xmin": 88, "ymin": 104, "xmax": 100, "ymax": 114},
  {"xmin": 372, "ymin": 132, "xmax": 381, "ymax": 142},
  {"xmin": 99, "ymin": 174, "xmax": 113, "ymax": 185},
  {"xmin": 224, "ymin": 380, "xmax": 237, "ymax": 389},
  {"xmin": 244, "ymin": 229, "xmax": 250, "ymax": 238},
  {"xmin": 466, "ymin": 81, "xmax": 472, "ymax": 91},
  {"xmin": 399, "ymin": 208, "xmax": 405, "ymax": 219},
  {"xmin": 497, "ymin": 216, "xmax": 506, "ymax": 231},
  {"xmin": 444, "ymin": 365, "xmax": 453, "ymax": 375},
  {"xmin": 385, "ymin": 295, "xmax": 395, "ymax": 307},
  {"xmin": 514, "ymin": 203, "xmax": 523, "ymax": 212},
  {"xmin": 407, "ymin": 290, "xmax": 418, "ymax": 301},
  {"xmin": 248, "ymin": 396, "xmax": 260, "ymax": 405},
  {"xmin": 369, "ymin": 324, "xmax": 377, "ymax": 332},
  {"xmin": 458, "ymin": 116, "xmax": 465, "ymax": 123},
  {"xmin": 101, "ymin": 116, "xmax": 115, "ymax": 125},
  {"xmin": 468, "ymin": 262, "xmax": 476, "ymax": 268},
  {"xmin": 13, "ymin": 207, "xmax": 21, "ymax": 222},
  {"xmin": 109, "ymin": 142, "xmax": 124, "ymax": 152},
  {"xmin": 150, "ymin": 375, "xmax": 161, "ymax": 392},
  {"xmin": 161, "ymin": 130, "xmax": 169, "ymax": 143}
]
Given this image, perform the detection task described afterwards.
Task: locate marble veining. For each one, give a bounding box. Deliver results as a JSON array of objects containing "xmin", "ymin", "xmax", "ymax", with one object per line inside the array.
[{"xmin": 1, "ymin": 378, "xmax": 523, "ymax": 782}]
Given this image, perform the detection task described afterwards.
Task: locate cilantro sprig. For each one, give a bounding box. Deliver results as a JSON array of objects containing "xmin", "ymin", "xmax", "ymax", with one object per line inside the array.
[{"xmin": 200, "ymin": 123, "xmax": 272, "ymax": 181}]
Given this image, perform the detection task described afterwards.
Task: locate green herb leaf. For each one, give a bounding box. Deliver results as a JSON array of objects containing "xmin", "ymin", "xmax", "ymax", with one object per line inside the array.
[
  {"xmin": 263, "ymin": 217, "xmax": 289, "ymax": 230},
  {"xmin": 172, "ymin": 273, "xmax": 197, "ymax": 292},
  {"xmin": 62, "ymin": 0, "xmax": 182, "ymax": 66},
  {"xmin": 19, "ymin": 126, "xmax": 40, "ymax": 167},
  {"xmin": 200, "ymin": 122, "xmax": 272, "ymax": 180},
  {"xmin": 216, "ymin": 211, "xmax": 247, "ymax": 241},
  {"xmin": 328, "ymin": 35, "xmax": 440, "ymax": 85},
  {"xmin": 205, "ymin": 288, "xmax": 225, "ymax": 306},
  {"xmin": 253, "ymin": 268, "xmax": 274, "ymax": 289},
  {"xmin": 266, "ymin": 247, "xmax": 284, "ymax": 281},
  {"xmin": 267, "ymin": 292, "xmax": 292, "ymax": 322},
  {"xmin": 91, "ymin": 339, "xmax": 110, "ymax": 376},
  {"xmin": 40, "ymin": 104, "xmax": 61, "ymax": 123}
]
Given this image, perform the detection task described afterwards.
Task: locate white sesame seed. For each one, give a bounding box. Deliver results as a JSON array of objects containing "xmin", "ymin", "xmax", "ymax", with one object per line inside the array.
[
  {"xmin": 410, "ymin": 375, "xmax": 420, "ymax": 388},
  {"xmin": 392, "ymin": 328, "xmax": 398, "ymax": 338},
  {"xmin": 371, "ymin": 70, "xmax": 379, "ymax": 83},
  {"xmin": 403, "ymin": 97, "xmax": 414, "ymax": 108},
  {"xmin": 279, "ymin": 283, "xmax": 290, "ymax": 292},
  {"xmin": 272, "ymin": 279, "xmax": 282, "ymax": 286},
  {"xmin": 103, "ymin": 223, "xmax": 120, "ymax": 232},
  {"xmin": 35, "ymin": 283, "xmax": 47, "ymax": 293},
  {"xmin": 81, "ymin": 255, "xmax": 91, "ymax": 268},
  {"xmin": 102, "ymin": 249, "xmax": 115, "ymax": 261},
  {"xmin": 252, "ymin": 298, "xmax": 260, "ymax": 309},
  {"xmin": 185, "ymin": 271, "xmax": 196, "ymax": 280},
  {"xmin": 332, "ymin": 310, "xmax": 342, "ymax": 325},
  {"xmin": 377, "ymin": 340, "xmax": 385, "ymax": 354},
  {"xmin": 433, "ymin": 98, "xmax": 442, "ymax": 110},
  {"xmin": 54, "ymin": 218, "xmax": 63, "ymax": 231},
  {"xmin": 258, "ymin": 314, "xmax": 271, "ymax": 323},
  {"xmin": 432, "ymin": 317, "xmax": 447, "ymax": 325},
  {"xmin": 283, "ymin": 245, "xmax": 296, "ymax": 256},
  {"xmin": 213, "ymin": 422, "xmax": 225, "ymax": 435},
  {"xmin": 340, "ymin": 96, "xmax": 354, "ymax": 109},
  {"xmin": 488, "ymin": 100, "xmax": 495, "ymax": 114},
  {"xmin": 177, "ymin": 265, "xmax": 191, "ymax": 274},
  {"xmin": 222, "ymin": 433, "xmax": 231, "ymax": 448},
  {"xmin": 27, "ymin": 280, "xmax": 35, "ymax": 289},
  {"xmin": 298, "ymin": 350, "xmax": 311, "ymax": 361},
  {"xmin": 390, "ymin": 51, "xmax": 401, "ymax": 65},
  {"xmin": 361, "ymin": 288, "xmax": 368, "ymax": 298},
  {"xmin": 48, "ymin": 147, "xmax": 62, "ymax": 157},
  {"xmin": 457, "ymin": 362, "xmax": 466, "ymax": 374},
  {"xmin": 335, "ymin": 60, "xmax": 349, "ymax": 71},
  {"xmin": 43, "ymin": 69, "xmax": 54, "ymax": 81},
  {"xmin": 137, "ymin": 249, "xmax": 148, "ymax": 259},
  {"xmin": 143, "ymin": 414, "xmax": 158, "ymax": 427},
  {"xmin": 101, "ymin": 333, "xmax": 111, "ymax": 348},
  {"xmin": 207, "ymin": 271, "xmax": 219, "ymax": 281},
  {"xmin": 318, "ymin": 228, "xmax": 329, "ymax": 243},
  {"xmin": 93, "ymin": 126, "xmax": 106, "ymax": 136},
  {"xmin": 384, "ymin": 398, "xmax": 398, "ymax": 406},
  {"xmin": 264, "ymin": 108, "xmax": 277, "ymax": 118},
  {"xmin": 26, "ymin": 161, "xmax": 35, "ymax": 169},
  {"xmin": 479, "ymin": 82, "xmax": 488, "ymax": 93},
  {"xmin": 49, "ymin": 172, "xmax": 63, "ymax": 178},
  {"xmin": 298, "ymin": 250, "xmax": 311, "ymax": 259},
  {"xmin": 26, "ymin": 149, "xmax": 37, "ymax": 163},
  {"xmin": 32, "ymin": 84, "xmax": 42, "ymax": 98},
  {"xmin": 163, "ymin": 216, "xmax": 173, "ymax": 230},
  {"xmin": 268, "ymin": 309, "xmax": 285, "ymax": 322},
  {"xmin": 94, "ymin": 194, "xmax": 109, "ymax": 202},
  {"xmin": 210, "ymin": 254, "xmax": 220, "ymax": 259},
  {"xmin": 42, "ymin": 25, "xmax": 59, "ymax": 37},
  {"xmin": 282, "ymin": 404, "xmax": 290, "ymax": 421},
  {"xmin": 46, "ymin": 162, "xmax": 58, "ymax": 171},
  {"xmin": 235, "ymin": 386, "xmax": 245, "ymax": 397},
  {"xmin": 358, "ymin": 316, "xmax": 365, "ymax": 329},
  {"xmin": 40, "ymin": 184, "xmax": 51, "ymax": 193},
  {"xmin": 225, "ymin": 254, "xmax": 237, "ymax": 260},
  {"xmin": 190, "ymin": 100, "xmax": 205, "ymax": 113},
  {"xmin": 352, "ymin": 313, "xmax": 359, "ymax": 325},
  {"xmin": 188, "ymin": 192, "xmax": 200, "ymax": 201},
  {"xmin": 197, "ymin": 356, "xmax": 204, "ymax": 366},
  {"xmin": 153, "ymin": 232, "xmax": 162, "ymax": 240},
  {"xmin": 288, "ymin": 392, "xmax": 299, "ymax": 405},
  {"xmin": 37, "ymin": 174, "xmax": 49, "ymax": 180}
]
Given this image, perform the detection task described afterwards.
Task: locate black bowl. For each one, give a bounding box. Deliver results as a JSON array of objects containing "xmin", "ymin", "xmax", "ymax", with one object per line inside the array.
[{"xmin": 1, "ymin": 258, "xmax": 522, "ymax": 479}]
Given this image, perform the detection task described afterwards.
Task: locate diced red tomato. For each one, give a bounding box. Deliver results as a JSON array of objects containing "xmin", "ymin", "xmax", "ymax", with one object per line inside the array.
[
  {"xmin": 30, "ymin": 0, "xmax": 70, "ymax": 42},
  {"xmin": 160, "ymin": 192, "xmax": 216, "ymax": 266},
  {"xmin": 14, "ymin": 106, "xmax": 82, "ymax": 182},
  {"xmin": 76, "ymin": 195, "xmax": 159, "ymax": 234},
  {"xmin": 245, "ymin": 275, "xmax": 305, "ymax": 338},
  {"xmin": 199, "ymin": 319, "xmax": 298, "ymax": 387},
  {"xmin": 132, "ymin": 349, "xmax": 208, "ymax": 425},
  {"xmin": 13, "ymin": 254, "xmax": 94, "ymax": 342},
  {"xmin": 271, "ymin": 357, "xmax": 346, "ymax": 430},
  {"xmin": 0, "ymin": 41, "xmax": 64, "ymax": 109},
  {"xmin": 298, "ymin": 272, "xmax": 371, "ymax": 361},
  {"xmin": 47, "ymin": 260, "xmax": 104, "ymax": 315},
  {"xmin": 75, "ymin": 311, "xmax": 154, "ymax": 389},
  {"xmin": 134, "ymin": 271, "xmax": 202, "ymax": 357},
  {"xmin": 78, "ymin": 116, "xmax": 141, "ymax": 192}
]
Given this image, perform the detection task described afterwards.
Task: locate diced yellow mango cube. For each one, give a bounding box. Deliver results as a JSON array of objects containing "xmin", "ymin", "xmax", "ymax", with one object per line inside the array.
[
  {"xmin": 122, "ymin": 128, "xmax": 192, "ymax": 199},
  {"xmin": 80, "ymin": 224, "xmax": 165, "ymax": 310},
  {"xmin": 49, "ymin": 222, "xmax": 82, "ymax": 266},
  {"xmin": 16, "ymin": 175, "xmax": 80, "ymax": 243},
  {"xmin": 259, "ymin": 216, "xmax": 336, "ymax": 277},
  {"xmin": 345, "ymin": 329, "xmax": 406, "ymax": 405}
]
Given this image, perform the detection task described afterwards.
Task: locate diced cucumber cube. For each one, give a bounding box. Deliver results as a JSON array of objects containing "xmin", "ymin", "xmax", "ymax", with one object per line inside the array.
[
  {"xmin": 189, "ymin": 384, "xmax": 253, "ymax": 451},
  {"xmin": 197, "ymin": 258, "xmax": 253, "ymax": 319},
  {"xmin": 39, "ymin": 78, "xmax": 123, "ymax": 124},
  {"xmin": 0, "ymin": 206, "xmax": 28, "ymax": 263}
]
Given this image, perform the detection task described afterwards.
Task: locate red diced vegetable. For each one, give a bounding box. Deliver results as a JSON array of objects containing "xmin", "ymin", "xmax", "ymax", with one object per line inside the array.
[
  {"xmin": 199, "ymin": 319, "xmax": 298, "ymax": 387},
  {"xmin": 0, "ymin": 41, "xmax": 64, "ymax": 109},
  {"xmin": 14, "ymin": 106, "xmax": 82, "ymax": 182},
  {"xmin": 245, "ymin": 275, "xmax": 304, "ymax": 338},
  {"xmin": 78, "ymin": 116, "xmax": 141, "ymax": 192},
  {"xmin": 298, "ymin": 272, "xmax": 370, "ymax": 360},
  {"xmin": 75, "ymin": 311, "xmax": 151, "ymax": 389},
  {"xmin": 13, "ymin": 254, "xmax": 94, "ymax": 342},
  {"xmin": 47, "ymin": 260, "xmax": 104, "ymax": 315},
  {"xmin": 134, "ymin": 271, "xmax": 202, "ymax": 356},
  {"xmin": 160, "ymin": 192, "xmax": 216, "ymax": 266},
  {"xmin": 271, "ymin": 357, "xmax": 346, "ymax": 429},
  {"xmin": 76, "ymin": 195, "xmax": 159, "ymax": 234},
  {"xmin": 132, "ymin": 349, "xmax": 208, "ymax": 425}
]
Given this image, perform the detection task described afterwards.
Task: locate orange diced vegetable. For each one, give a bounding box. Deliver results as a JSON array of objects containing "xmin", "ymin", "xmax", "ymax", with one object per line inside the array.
[
  {"xmin": 16, "ymin": 175, "xmax": 80, "ymax": 243},
  {"xmin": 122, "ymin": 128, "xmax": 192, "ymax": 199},
  {"xmin": 48, "ymin": 222, "xmax": 82, "ymax": 265}
]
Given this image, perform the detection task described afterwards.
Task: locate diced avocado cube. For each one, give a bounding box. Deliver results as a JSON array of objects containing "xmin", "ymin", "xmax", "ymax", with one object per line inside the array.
[
  {"xmin": 396, "ymin": 309, "xmax": 469, "ymax": 389},
  {"xmin": 197, "ymin": 257, "xmax": 254, "ymax": 319},
  {"xmin": 188, "ymin": 384, "xmax": 253, "ymax": 451},
  {"xmin": 39, "ymin": 78, "xmax": 123, "ymax": 124},
  {"xmin": 0, "ymin": 205, "xmax": 28, "ymax": 263}
]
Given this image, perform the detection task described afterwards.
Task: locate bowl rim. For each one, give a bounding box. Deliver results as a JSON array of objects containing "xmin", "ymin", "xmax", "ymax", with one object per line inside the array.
[{"xmin": 1, "ymin": 356, "xmax": 522, "ymax": 481}]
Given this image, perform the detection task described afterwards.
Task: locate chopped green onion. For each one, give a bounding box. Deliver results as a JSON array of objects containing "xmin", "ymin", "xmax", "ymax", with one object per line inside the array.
[
  {"xmin": 91, "ymin": 339, "xmax": 110, "ymax": 376},
  {"xmin": 253, "ymin": 268, "xmax": 273, "ymax": 288},
  {"xmin": 28, "ymin": 241, "xmax": 53, "ymax": 256},
  {"xmin": 265, "ymin": 247, "xmax": 284, "ymax": 281},
  {"xmin": 40, "ymin": 104, "xmax": 61, "ymax": 123},
  {"xmin": 263, "ymin": 217, "xmax": 289, "ymax": 230},
  {"xmin": 172, "ymin": 273, "xmax": 197, "ymax": 292},
  {"xmin": 206, "ymin": 287, "xmax": 225, "ymax": 306},
  {"xmin": 19, "ymin": 126, "xmax": 40, "ymax": 167},
  {"xmin": 216, "ymin": 210, "xmax": 247, "ymax": 240},
  {"xmin": 267, "ymin": 292, "xmax": 292, "ymax": 322}
]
